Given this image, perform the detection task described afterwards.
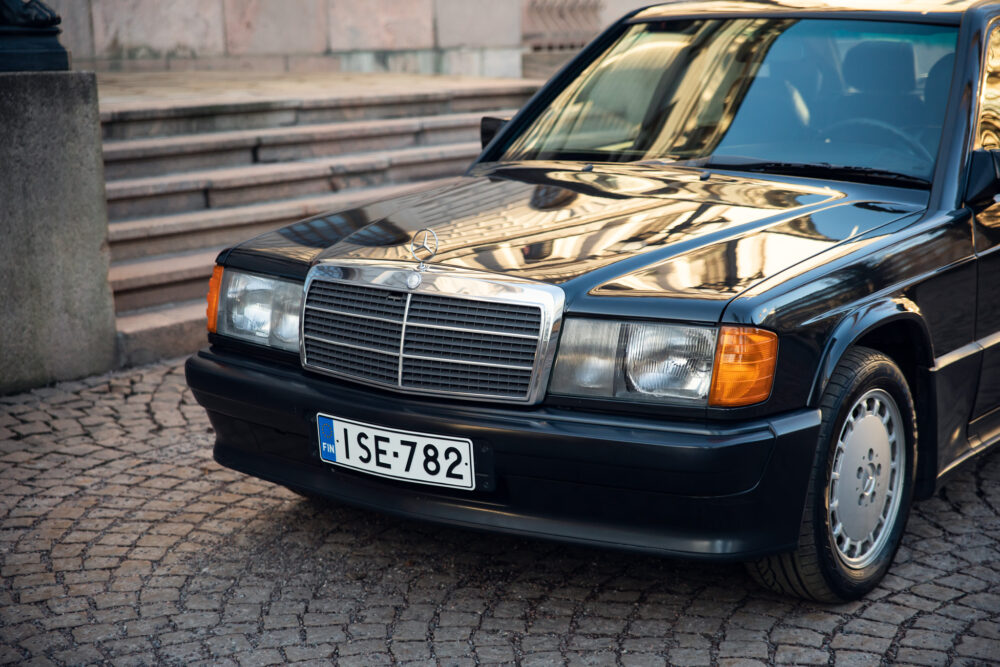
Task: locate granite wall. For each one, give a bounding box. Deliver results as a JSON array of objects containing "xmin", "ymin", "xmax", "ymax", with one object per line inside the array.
[
  {"xmin": 47, "ymin": 0, "xmax": 525, "ymax": 77},
  {"xmin": 47, "ymin": 0, "xmax": 654, "ymax": 78}
]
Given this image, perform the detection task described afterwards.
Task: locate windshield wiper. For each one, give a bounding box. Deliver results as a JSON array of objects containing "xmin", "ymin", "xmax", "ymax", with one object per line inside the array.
[{"xmin": 699, "ymin": 158, "xmax": 930, "ymax": 188}]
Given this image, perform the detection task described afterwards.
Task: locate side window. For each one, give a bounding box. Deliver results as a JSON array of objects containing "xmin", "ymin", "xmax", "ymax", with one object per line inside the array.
[{"xmin": 977, "ymin": 24, "xmax": 1000, "ymax": 149}]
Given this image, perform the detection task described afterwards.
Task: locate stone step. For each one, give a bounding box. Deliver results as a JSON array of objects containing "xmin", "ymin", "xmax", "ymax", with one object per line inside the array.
[
  {"xmin": 103, "ymin": 110, "xmax": 515, "ymax": 180},
  {"xmin": 116, "ymin": 299, "xmax": 208, "ymax": 368},
  {"xmin": 99, "ymin": 74, "xmax": 540, "ymax": 367},
  {"xmin": 101, "ymin": 81, "xmax": 537, "ymax": 140},
  {"xmin": 108, "ymin": 178, "xmax": 455, "ymax": 311},
  {"xmin": 108, "ymin": 178, "xmax": 458, "ymax": 261},
  {"xmin": 105, "ymin": 141, "xmax": 480, "ymax": 221},
  {"xmin": 110, "ymin": 181, "xmax": 459, "ymax": 363},
  {"xmin": 110, "ymin": 248, "xmax": 221, "ymax": 314}
]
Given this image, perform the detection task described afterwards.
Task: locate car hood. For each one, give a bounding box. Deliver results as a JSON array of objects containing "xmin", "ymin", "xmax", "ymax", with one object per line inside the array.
[{"xmin": 225, "ymin": 162, "xmax": 924, "ymax": 320}]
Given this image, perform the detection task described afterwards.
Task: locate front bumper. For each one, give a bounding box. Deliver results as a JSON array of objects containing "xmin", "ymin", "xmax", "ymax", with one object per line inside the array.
[{"xmin": 186, "ymin": 347, "xmax": 822, "ymax": 560}]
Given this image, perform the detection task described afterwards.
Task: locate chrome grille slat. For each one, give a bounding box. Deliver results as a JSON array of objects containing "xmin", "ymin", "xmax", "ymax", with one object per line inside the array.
[
  {"xmin": 403, "ymin": 358, "xmax": 533, "ymax": 397},
  {"xmin": 306, "ymin": 282, "xmax": 407, "ymax": 320},
  {"xmin": 402, "ymin": 353, "xmax": 532, "ymax": 371},
  {"xmin": 303, "ymin": 335, "xmax": 398, "ymax": 357},
  {"xmin": 302, "ymin": 276, "xmax": 548, "ymax": 401},
  {"xmin": 304, "ymin": 339, "xmax": 398, "ymax": 384},
  {"xmin": 304, "ymin": 304, "xmax": 406, "ymax": 326},
  {"xmin": 397, "ymin": 320, "xmax": 539, "ymax": 339},
  {"xmin": 404, "ymin": 327, "xmax": 537, "ymax": 366},
  {"xmin": 303, "ymin": 310, "xmax": 402, "ymax": 352},
  {"xmin": 408, "ymin": 294, "xmax": 541, "ymax": 335}
]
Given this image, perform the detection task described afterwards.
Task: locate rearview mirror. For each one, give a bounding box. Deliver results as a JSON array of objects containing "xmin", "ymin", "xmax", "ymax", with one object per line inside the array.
[
  {"xmin": 966, "ymin": 149, "xmax": 1000, "ymax": 207},
  {"xmin": 480, "ymin": 116, "xmax": 509, "ymax": 149}
]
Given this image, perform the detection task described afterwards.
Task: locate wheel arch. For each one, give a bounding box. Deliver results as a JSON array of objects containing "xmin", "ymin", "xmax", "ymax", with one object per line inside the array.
[{"xmin": 809, "ymin": 299, "xmax": 938, "ymax": 500}]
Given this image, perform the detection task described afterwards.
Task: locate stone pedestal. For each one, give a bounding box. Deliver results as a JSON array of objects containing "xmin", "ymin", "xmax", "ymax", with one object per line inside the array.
[{"xmin": 0, "ymin": 72, "xmax": 116, "ymax": 394}]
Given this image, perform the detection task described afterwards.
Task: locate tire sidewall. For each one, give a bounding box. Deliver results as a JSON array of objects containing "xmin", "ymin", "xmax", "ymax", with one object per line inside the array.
[{"xmin": 813, "ymin": 354, "xmax": 917, "ymax": 599}]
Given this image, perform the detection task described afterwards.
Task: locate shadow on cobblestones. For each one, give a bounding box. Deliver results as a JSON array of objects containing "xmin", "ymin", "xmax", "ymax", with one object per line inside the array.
[{"xmin": 1, "ymin": 360, "xmax": 998, "ymax": 666}]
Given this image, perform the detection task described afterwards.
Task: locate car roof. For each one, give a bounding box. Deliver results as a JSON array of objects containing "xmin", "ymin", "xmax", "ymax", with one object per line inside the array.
[{"xmin": 633, "ymin": 0, "xmax": 993, "ymax": 23}]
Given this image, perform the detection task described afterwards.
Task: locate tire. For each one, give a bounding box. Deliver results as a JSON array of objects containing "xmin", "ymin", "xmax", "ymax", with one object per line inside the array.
[{"xmin": 747, "ymin": 346, "xmax": 917, "ymax": 602}]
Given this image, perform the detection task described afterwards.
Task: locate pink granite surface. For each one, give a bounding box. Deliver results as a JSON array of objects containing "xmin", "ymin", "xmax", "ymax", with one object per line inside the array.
[
  {"xmin": 328, "ymin": 0, "xmax": 434, "ymax": 51},
  {"xmin": 91, "ymin": 0, "xmax": 227, "ymax": 58},
  {"xmin": 52, "ymin": 0, "xmax": 531, "ymax": 76},
  {"xmin": 434, "ymin": 0, "xmax": 521, "ymax": 48},
  {"xmin": 224, "ymin": 0, "xmax": 329, "ymax": 55}
]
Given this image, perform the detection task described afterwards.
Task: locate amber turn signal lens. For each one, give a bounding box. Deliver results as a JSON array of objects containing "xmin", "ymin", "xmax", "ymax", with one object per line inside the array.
[
  {"xmin": 206, "ymin": 265, "xmax": 224, "ymax": 334},
  {"xmin": 709, "ymin": 326, "xmax": 778, "ymax": 407}
]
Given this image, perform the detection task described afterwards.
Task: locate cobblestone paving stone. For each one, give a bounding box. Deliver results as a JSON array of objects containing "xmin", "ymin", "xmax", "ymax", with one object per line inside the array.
[{"xmin": 0, "ymin": 359, "xmax": 998, "ymax": 666}]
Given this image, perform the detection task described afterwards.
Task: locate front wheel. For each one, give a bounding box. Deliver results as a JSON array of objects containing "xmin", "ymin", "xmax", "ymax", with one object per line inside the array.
[{"xmin": 747, "ymin": 347, "xmax": 917, "ymax": 601}]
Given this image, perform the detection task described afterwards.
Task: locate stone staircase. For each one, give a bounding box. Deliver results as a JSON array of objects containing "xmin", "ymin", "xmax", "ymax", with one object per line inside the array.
[{"xmin": 102, "ymin": 79, "xmax": 539, "ymax": 367}]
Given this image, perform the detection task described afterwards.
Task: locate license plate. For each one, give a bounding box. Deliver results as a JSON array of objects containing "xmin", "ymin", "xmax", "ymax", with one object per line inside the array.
[{"xmin": 316, "ymin": 413, "xmax": 475, "ymax": 490}]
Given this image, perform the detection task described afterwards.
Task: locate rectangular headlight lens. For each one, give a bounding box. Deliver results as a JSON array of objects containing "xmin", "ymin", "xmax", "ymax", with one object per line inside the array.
[
  {"xmin": 216, "ymin": 270, "xmax": 303, "ymax": 352},
  {"xmin": 549, "ymin": 319, "xmax": 717, "ymax": 405}
]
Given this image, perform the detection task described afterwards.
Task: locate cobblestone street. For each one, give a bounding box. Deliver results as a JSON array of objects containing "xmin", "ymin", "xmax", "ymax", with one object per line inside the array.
[{"xmin": 1, "ymin": 360, "xmax": 998, "ymax": 666}]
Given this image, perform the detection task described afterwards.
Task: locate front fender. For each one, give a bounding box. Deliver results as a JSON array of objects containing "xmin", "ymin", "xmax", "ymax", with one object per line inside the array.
[{"xmin": 808, "ymin": 298, "xmax": 934, "ymax": 406}]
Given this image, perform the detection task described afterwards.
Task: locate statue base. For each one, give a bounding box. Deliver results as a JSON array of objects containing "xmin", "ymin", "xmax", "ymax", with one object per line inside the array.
[{"xmin": 0, "ymin": 26, "xmax": 69, "ymax": 72}]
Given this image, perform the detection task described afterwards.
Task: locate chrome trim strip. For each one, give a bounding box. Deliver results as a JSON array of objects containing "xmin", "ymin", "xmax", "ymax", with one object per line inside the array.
[
  {"xmin": 306, "ymin": 303, "xmax": 541, "ymax": 339},
  {"xmin": 398, "ymin": 293, "xmax": 412, "ymax": 385},
  {"xmin": 978, "ymin": 330, "xmax": 1000, "ymax": 350},
  {"xmin": 303, "ymin": 334, "xmax": 397, "ymax": 357},
  {"xmin": 932, "ymin": 331, "xmax": 1000, "ymax": 371},
  {"xmin": 932, "ymin": 340, "xmax": 981, "ymax": 370},
  {"xmin": 299, "ymin": 259, "xmax": 566, "ymax": 405},
  {"xmin": 401, "ymin": 353, "xmax": 533, "ymax": 371},
  {"xmin": 404, "ymin": 321, "xmax": 539, "ymax": 339},
  {"xmin": 305, "ymin": 333, "xmax": 534, "ymax": 368},
  {"xmin": 304, "ymin": 304, "xmax": 403, "ymax": 326}
]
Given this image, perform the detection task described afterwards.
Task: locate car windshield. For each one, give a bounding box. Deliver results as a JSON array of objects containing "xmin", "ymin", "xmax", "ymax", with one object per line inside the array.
[{"xmin": 500, "ymin": 18, "xmax": 958, "ymax": 184}]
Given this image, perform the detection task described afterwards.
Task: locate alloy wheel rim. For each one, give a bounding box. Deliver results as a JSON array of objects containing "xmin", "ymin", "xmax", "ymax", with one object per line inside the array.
[{"xmin": 828, "ymin": 388, "xmax": 905, "ymax": 569}]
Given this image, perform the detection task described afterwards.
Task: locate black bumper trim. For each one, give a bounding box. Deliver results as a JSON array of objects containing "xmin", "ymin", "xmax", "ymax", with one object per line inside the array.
[{"xmin": 187, "ymin": 348, "xmax": 822, "ymax": 560}]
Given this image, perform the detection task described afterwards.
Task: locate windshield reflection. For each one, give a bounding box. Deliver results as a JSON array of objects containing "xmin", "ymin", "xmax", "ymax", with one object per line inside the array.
[
  {"xmin": 325, "ymin": 167, "xmax": 840, "ymax": 284},
  {"xmin": 501, "ymin": 18, "xmax": 958, "ymax": 183}
]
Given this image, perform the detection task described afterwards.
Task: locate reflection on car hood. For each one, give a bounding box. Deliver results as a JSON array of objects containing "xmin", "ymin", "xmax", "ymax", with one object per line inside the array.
[{"xmin": 227, "ymin": 161, "xmax": 923, "ymax": 310}]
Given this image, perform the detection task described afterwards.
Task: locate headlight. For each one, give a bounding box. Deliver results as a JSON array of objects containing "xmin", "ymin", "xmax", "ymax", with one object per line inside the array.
[
  {"xmin": 549, "ymin": 319, "xmax": 777, "ymax": 407},
  {"xmin": 550, "ymin": 319, "xmax": 716, "ymax": 405},
  {"xmin": 210, "ymin": 268, "xmax": 303, "ymax": 352}
]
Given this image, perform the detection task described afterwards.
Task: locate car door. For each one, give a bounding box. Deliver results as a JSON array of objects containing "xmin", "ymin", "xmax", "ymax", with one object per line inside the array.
[{"xmin": 968, "ymin": 20, "xmax": 1000, "ymax": 448}]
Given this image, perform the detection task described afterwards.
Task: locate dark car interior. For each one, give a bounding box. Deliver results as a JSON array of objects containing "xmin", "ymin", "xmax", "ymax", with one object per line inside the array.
[{"xmin": 721, "ymin": 36, "xmax": 956, "ymax": 171}]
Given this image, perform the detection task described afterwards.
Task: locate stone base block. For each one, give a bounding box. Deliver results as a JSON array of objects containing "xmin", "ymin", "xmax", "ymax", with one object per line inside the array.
[
  {"xmin": 116, "ymin": 301, "xmax": 206, "ymax": 368},
  {"xmin": 0, "ymin": 72, "xmax": 115, "ymax": 394}
]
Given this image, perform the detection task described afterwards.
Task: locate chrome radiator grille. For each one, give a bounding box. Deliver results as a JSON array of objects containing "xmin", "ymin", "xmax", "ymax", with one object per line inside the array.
[{"xmin": 302, "ymin": 278, "xmax": 546, "ymax": 400}]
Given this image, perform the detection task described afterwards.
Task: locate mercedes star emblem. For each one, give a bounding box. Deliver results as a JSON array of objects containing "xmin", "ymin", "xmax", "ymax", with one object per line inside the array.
[{"xmin": 409, "ymin": 228, "xmax": 439, "ymax": 271}]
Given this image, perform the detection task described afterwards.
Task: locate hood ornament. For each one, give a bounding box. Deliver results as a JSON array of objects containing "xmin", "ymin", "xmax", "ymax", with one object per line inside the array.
[{"xmin": 409, "ymin": 228, "xmax": 439, "ymax": 272}]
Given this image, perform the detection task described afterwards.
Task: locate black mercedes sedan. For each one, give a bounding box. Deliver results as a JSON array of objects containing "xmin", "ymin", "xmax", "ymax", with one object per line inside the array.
[{"xmin": 186, "ymin": 0, "xmax": 1000, "ymax": 601}]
